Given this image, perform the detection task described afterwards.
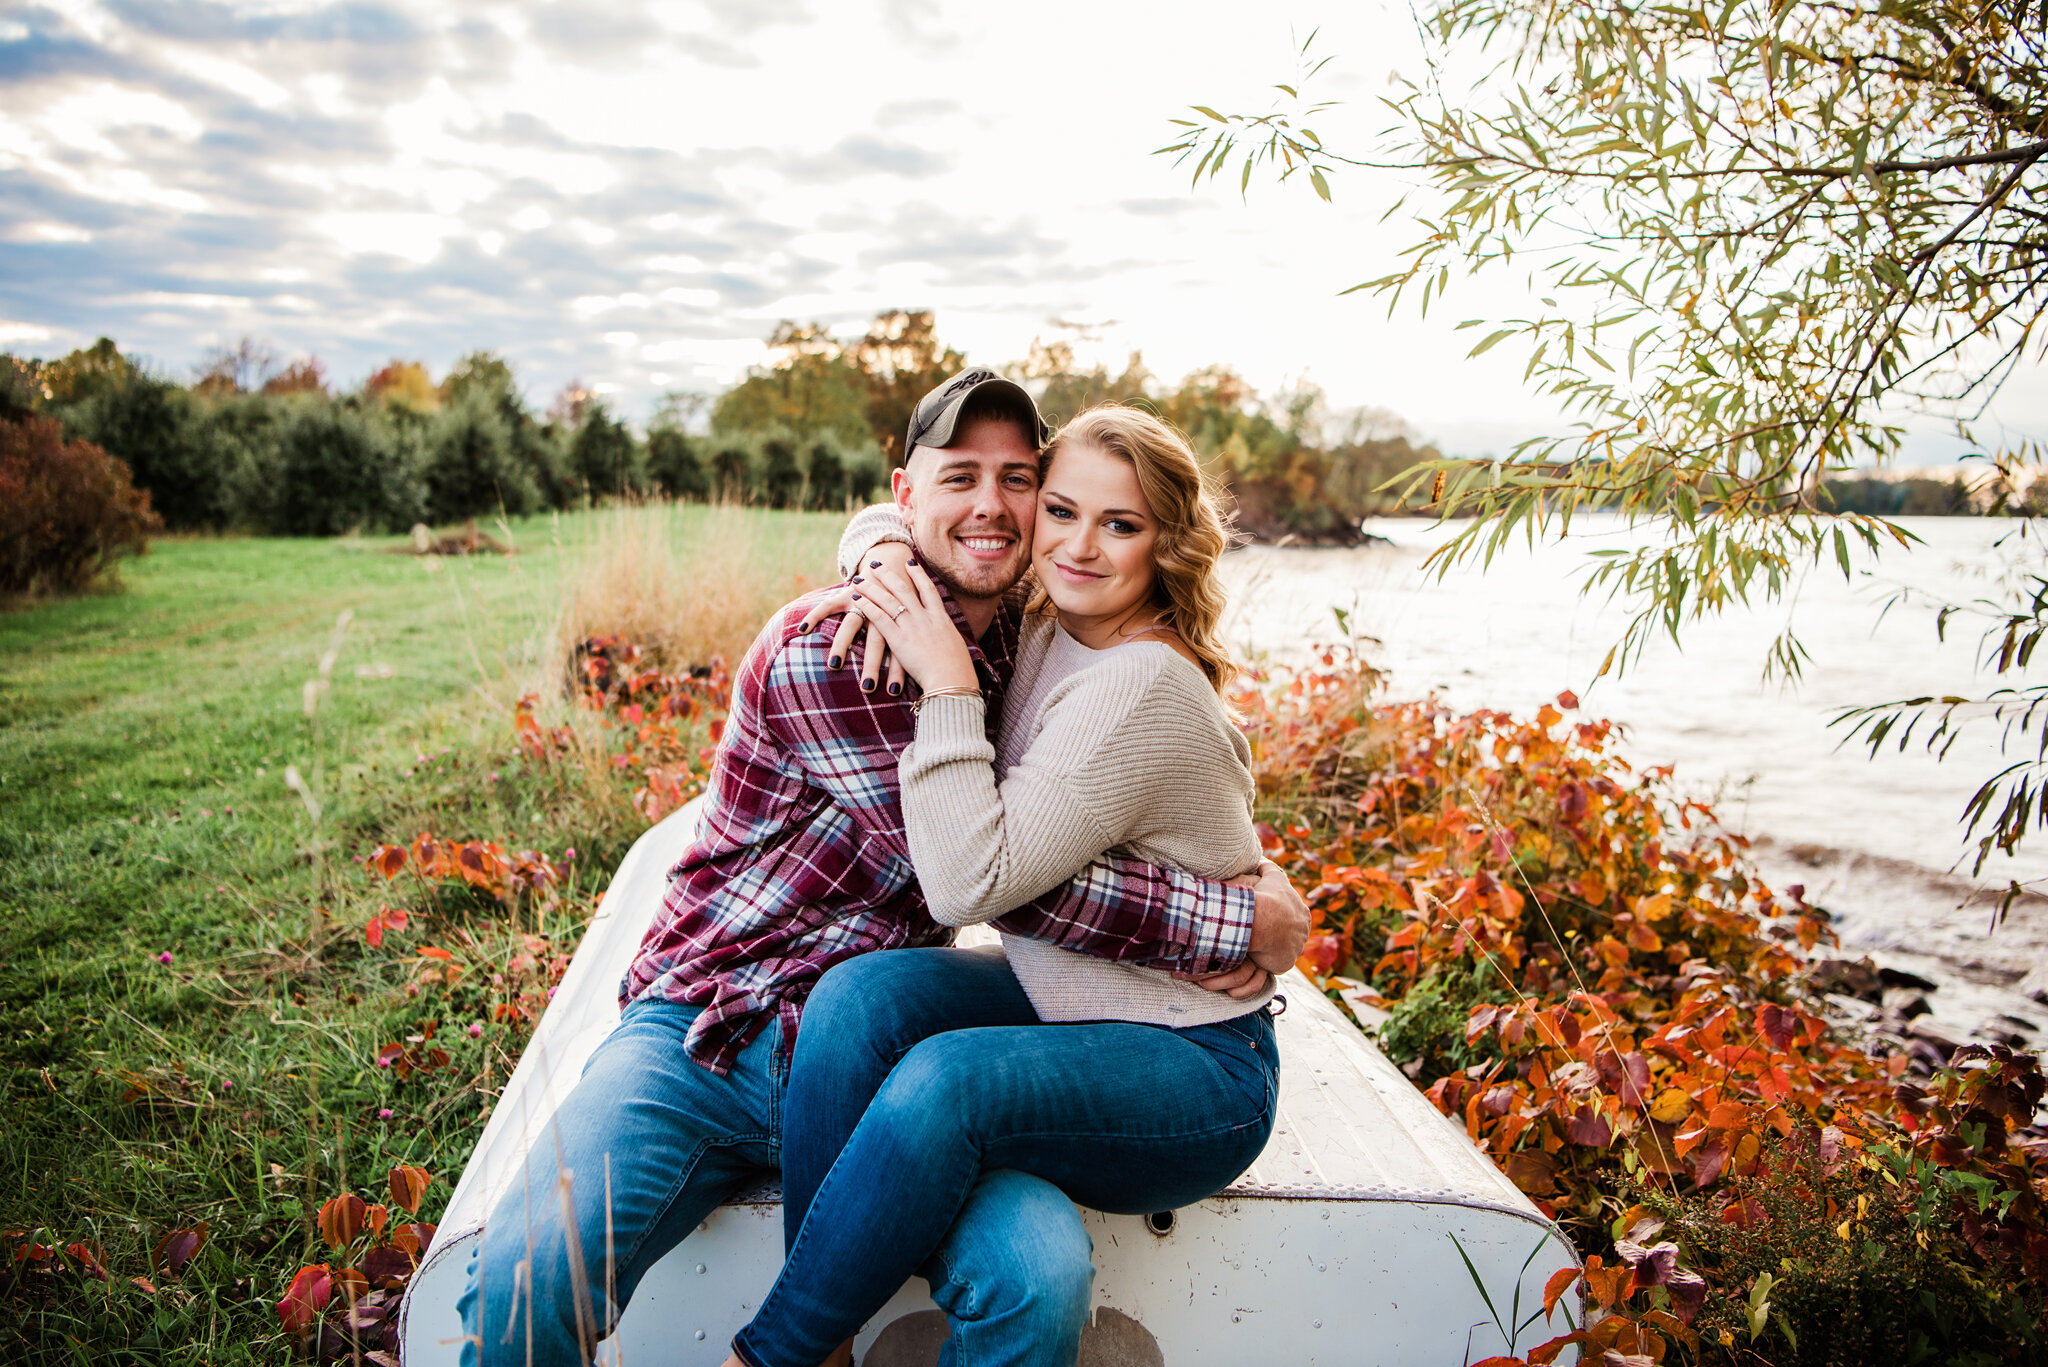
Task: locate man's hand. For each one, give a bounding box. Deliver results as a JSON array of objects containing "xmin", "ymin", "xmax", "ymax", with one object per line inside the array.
[
  {"xmin": 1180, "ymin": 860, "xmax": 1309, "ymax": 997},
  {"xmin": 1246, "ymin": 859, "xmax": 1311, "ymax": 974}
]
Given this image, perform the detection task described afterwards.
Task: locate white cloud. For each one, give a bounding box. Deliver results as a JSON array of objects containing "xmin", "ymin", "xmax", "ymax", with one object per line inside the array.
[
  {"xmin": 11, "ymin": 223, "xmax": 92, "ymax": 243},
  {"xmin": 316, "ymin": 213, "xmax": 464, "ymax": 264},
  {"xmin": 162, "ymin": 48, "xmax": 291, "ymax": 110},
  {"xmin": 0, "ymin": 321, "xmax": 54, "ymax": 344}
]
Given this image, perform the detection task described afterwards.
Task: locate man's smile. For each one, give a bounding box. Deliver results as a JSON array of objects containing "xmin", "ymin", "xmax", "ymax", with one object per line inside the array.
[{"xmin": 957, "ymin": 534, "xmax": 1016, "ymax": 559}]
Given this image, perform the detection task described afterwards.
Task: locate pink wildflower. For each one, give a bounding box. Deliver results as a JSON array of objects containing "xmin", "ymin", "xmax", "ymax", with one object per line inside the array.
[
  {"xmin": 467, "ymin": 1022, "xmax": 483, "ymax": 1038},
  {"xmin": 157, "ymin": 951, "xmax": 173, "ymax": 965},
  {"xmin": 378, "ymin": 1108, "xmax": 394, "ymax": 1121}
]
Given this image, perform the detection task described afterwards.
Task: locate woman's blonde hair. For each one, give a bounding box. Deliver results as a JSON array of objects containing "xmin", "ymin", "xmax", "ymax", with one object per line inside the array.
[{"xmin": 1037, "ymin": 405, "xmax": 1238, "ymax": 693}]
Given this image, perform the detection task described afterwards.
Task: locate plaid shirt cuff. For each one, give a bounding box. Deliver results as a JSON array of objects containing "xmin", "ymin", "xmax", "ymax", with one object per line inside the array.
[{"xmin": 1186, "ymin": 873, "xmax": 1258, "ymax": 973}]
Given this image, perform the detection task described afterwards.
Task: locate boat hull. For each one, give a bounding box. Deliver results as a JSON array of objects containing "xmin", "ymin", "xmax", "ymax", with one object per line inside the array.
[{"xmin": 401, "ymin": 799, "xmax": 1581, "ymax": 1364}]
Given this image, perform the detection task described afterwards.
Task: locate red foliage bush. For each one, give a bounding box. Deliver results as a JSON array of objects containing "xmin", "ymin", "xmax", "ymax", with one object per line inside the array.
[
  {"xmin": 0, "ymin": 414, "xmax": 159, "ymax": 595},
  {"xmin": 1233, "ymin": 650, "xmax": 2045, "ymax": 1362}
]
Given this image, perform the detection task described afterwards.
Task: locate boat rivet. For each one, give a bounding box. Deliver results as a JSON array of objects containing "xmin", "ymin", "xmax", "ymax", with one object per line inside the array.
[
  {"xmin": 694, "ymin": 1331, "xmax": 706, "ymax": 1341},
  {"xmin": 1318, "ymin": 1263, "xmax": 1327, "ymax": 1272},
  {"xmin": 695, "ymin": 1264, "xmax": 706, "ymax": 1275},
  {"xmin": 1313, "ymin": 1320, "xmax": 1323, "ymax": 1329},
  {"xmin": 1231, "ymin": 1314, "xmax": 1242, "ymax": 1323},
  {"xmin": 1321, "ymin": 1212, "xmax": 1331, "ymax": 1220}
]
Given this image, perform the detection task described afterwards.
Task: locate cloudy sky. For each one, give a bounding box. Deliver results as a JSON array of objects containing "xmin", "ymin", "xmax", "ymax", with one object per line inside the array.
[{"xmin": 3, "ymin": 0, "xmax": 2041, "ymax": 459}]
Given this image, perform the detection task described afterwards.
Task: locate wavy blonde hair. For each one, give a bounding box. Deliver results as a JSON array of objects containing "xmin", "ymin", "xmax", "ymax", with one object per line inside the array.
[{"xmin": 1036, "ymin": 405, "xmax": 1238, "ymax": 693}]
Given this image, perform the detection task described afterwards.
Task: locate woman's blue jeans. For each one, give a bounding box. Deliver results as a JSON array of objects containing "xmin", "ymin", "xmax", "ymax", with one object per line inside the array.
[
  {"xmin": 730, "ymin": 945, "xmax": 1281, "ymax": 1367},
  {"xmin": 457, "ymin": 994, "xmax": 1096, "ymax": 1367}
]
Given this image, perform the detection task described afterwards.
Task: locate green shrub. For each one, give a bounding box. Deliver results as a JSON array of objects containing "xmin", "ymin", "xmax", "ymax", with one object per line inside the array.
[
  {"xmin": 0, "ymin": 415, "xmax": 160, "ymax": 595},
  {"xmin": 711, "ymin": 444, "xmax": 751, "ymax": 500},
  {"xmin": 422, "ymin": 391, "xmax": 542, "ymax": 522},
  {"xmin": 271, "ymin": 403, "xmax": 426, "ymax": 535},
  {"xmin": 646, "ymin": 428, "xmax": 708, "ymax": 499},
  {"xmin": 58, "ymin": 373, "xmax": 250, "ymax": 531},
  {"xmin": 760, "ymin": 437, "xmax": 803, "ymax": 508},
  {"xmin": 806, "ymin": 440, "xmax": 845, "ymax": 509},
  {"xmin": 1642, "ymin": 1126, "xmax": 2045, "ymax": 1365},
  {"xmin": 567, "ymin": 404, "xmax": 642, "ymax": 499}
]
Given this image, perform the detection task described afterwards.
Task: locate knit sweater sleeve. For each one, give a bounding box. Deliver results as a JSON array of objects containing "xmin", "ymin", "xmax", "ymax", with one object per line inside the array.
[
  {"xmin": 900, "ymin": 652, "xmax": 1228, "ymax": 927},
  {"xmin": 837, "ymin": 504, "xmax": 913, "ymax": 580}
]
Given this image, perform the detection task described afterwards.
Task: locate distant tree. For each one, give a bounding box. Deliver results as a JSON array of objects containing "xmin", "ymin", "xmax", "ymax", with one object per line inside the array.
[
  {"xmin": 444, "ymin": 352, "xmax": 569, "ymax": 509},
  {"xmin": 193, "ymin": 337, "xmax": 278, "ymax": 397},
  {"xmin": 366, "ymin": 361, "xmax": 439, "ymax": 412},
  {"xmin": 547, "ymin": 380, "xmax": 597, "ymax": 427},
  {"xmin": 1009, "ymin": 338, "xmax": 1153, "ymax": 426},
  {"xmin": 647, "ymin": 427, "xmax": 708, "ymax": 500},
  {"xmin": 1, "ymin": 355, "xmax": 45, "ymax": 421},
  {"xmin": 712, "ymin": 322, "xmax": 872, "ymax": 447},
  {"xmin": 422, "ymin": 390, "xmax": 542, "ymax": 522},
  {"xmin": 41, "ymin": 337, "xmax": 135, "ymax": 407},
  {"xmin": 847, "ymin": 309, "xmax": 966, "ymax": 464},
  {"xmin": 271, "ymin": 403, "xmax": 425, "ymax": 536},
  {"xmin": 60, "ymin": 366, "xmax": 240, "ymax": 531},
  {"xmin": 806, "ymin": 440, "xmax": 844, "ymax": 510},
  {"xmin": 760, "ymin": 437, "xmax": 803, "ymax": 508},
  {"xmin": 712, "ymin": 444, "xmax": 751, "ymax": 501},
  {"xmin": 262, "ymin": 357, "xmax": 327, "ymax": 397},
  {"xmin": 568, "ymin": 403, "xmax": 642, "ymax": 498}
]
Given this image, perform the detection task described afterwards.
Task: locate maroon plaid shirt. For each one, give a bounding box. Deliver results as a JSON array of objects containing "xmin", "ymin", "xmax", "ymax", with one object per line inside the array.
[{"xmin": 620, "ymin": 584, "xmax": 1257, "ymax": 1074}]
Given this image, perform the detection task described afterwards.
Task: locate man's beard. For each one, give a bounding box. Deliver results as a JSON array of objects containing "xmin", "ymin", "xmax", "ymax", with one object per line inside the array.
[{"xmin": 916, "ymin": 533, "xmax": 1028, "ymax": 602}]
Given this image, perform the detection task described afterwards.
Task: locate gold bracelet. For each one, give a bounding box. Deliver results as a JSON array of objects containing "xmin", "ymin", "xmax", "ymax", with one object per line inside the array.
[{"xmin": 910, "ymin": 685, "xmax": 982, "ymax": 715}]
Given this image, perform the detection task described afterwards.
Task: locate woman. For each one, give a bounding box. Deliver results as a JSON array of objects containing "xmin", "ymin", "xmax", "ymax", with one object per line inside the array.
[{"xmin": 724, "ymin": 406, "xmax": 1279, "ymax": 1367}]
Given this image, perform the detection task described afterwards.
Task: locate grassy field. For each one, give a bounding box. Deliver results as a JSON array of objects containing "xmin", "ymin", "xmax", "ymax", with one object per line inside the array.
[{"xmin": 0, "ymin": 506, "xmax": 842, "ymax": 1362}]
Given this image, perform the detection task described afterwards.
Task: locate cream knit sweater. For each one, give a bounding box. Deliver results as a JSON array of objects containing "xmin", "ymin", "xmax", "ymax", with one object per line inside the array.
[{"xmin": 840, "ymin": 509, "xmax": 1272, "ymax": 1026}]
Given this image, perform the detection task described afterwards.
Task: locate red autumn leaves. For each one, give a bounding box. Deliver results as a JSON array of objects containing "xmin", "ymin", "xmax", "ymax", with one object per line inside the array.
[
  {"xmin": 548, "ymin": 636, "xmax": 734, "ymax": 825},
  {"xmin": 362, "ymin": 833, "xmax": 563, "ymax": 915},
  {"xmin": 276, "ymin": 1165, "xmax": 435, "ymax": 1342}
]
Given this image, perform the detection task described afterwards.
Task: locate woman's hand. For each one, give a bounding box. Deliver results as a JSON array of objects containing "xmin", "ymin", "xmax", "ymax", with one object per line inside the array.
[
  {"xmin": 851, "ymin": 561, "xmax": 980, "ymax": 694},
  {"xmin": 799, "ymin": 549, "xmax": 911, "ymax": 698}
]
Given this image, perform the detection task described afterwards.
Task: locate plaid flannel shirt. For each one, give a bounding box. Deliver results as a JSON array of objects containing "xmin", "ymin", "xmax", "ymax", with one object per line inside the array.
[{"xmin": 620, "ymin": 583, "xmax": 1258, "ymax": 1074}]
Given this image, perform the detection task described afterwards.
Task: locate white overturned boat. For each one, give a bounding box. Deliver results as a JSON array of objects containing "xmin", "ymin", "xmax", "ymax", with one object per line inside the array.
[{"xmin": 402, "ymin": 799, "xmax": 1581, "ymax": 1364}]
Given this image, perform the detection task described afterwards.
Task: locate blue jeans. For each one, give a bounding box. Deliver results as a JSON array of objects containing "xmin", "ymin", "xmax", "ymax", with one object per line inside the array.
[
  {"xmin": 731, "ymin": 946, "xmax": 1281, "ymax": 1367},
  {"xmin": 457, "ymin": 995, "xmax": 1094, "ymax": 1367}
]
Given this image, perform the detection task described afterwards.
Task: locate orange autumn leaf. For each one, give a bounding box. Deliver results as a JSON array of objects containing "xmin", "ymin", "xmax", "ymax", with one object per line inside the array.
[
  {"xmin": 389, "ymin": 1164, "xmax": 433, "ymax": 1215},
  {"xmin": 317, "ymin": 1194, "xmax": 365, "ymax": 1249},
  {"xmin": 1543, "ymin": 1264, "xmax": 1582, "ymax": 1321}
]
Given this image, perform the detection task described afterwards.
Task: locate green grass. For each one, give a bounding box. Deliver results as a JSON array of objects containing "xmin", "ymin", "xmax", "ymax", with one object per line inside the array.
[{"xmin": 0, "ymin": 507, "xmax": 842, "ymax": 1361}]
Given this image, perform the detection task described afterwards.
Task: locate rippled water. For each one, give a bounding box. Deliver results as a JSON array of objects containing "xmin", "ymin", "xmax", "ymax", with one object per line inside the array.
[{"xmin": 1219, "ymin": 515, "xmax": 2048, "ymax": 1037}]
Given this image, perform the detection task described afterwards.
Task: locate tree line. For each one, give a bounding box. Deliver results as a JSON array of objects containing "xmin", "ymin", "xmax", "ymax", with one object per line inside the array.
[{"xmin": 3, "ymin": 308, "xmax": 1447, "ymax": 552}]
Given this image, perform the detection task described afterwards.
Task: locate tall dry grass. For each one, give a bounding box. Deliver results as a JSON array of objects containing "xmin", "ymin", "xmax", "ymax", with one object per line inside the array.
[{"xmin": 546, "ymin": 500, "xmax": 839, "ymax": 687}]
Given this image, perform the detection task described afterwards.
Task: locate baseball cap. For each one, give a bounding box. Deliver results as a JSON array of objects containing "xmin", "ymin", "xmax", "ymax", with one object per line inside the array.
[{"xmin": 903, "ymin": 367, "xmax": 1051, "ymax": 464}]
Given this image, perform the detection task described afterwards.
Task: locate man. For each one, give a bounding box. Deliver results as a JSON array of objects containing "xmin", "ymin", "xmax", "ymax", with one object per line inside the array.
[{"xmin": 458, "ymin": 369, "xmax": 1311, "ymax": 1367}]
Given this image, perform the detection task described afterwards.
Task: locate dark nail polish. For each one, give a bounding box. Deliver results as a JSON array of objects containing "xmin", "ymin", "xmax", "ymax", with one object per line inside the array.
[
  {"xmin": 888, "ymin": 682, "xmax": 901, "ymax": 696},
  {"xmin": 853, "ymin": 576, "xmax": 862, "ymax": 583},
  {"xmin": 861, "ymin": 678, "xmax": 875, "ymax": 693},
  {"xmin": 851, "ymin": 591, "xmax": 862, "ymax": 599},
  {"xmin": 828, "ymin": 655, "xmax": 842, "ymax": 669},
  {"xmin": 907, "ymin": 558, "xmax": 919, "ymax": 567},
  {"xmin": 869, "ymin": 560, "xmax": 880, "ymax": 568}
]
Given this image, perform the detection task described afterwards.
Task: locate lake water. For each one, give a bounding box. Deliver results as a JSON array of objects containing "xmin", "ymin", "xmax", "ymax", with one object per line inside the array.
[{"xmin": 1219, "ymin": 515, "xmax": 2048, "ymax": 1039}]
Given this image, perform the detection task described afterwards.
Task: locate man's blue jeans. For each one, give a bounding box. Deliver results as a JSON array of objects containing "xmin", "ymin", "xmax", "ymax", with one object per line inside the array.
[
  {"xmin": 731, "ymin": 946, "xmax": 1281, "ymax": 1367},
  {"xmin": 457, "ymin": 995, "xmax": 1094, "ymax": 1367}
]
